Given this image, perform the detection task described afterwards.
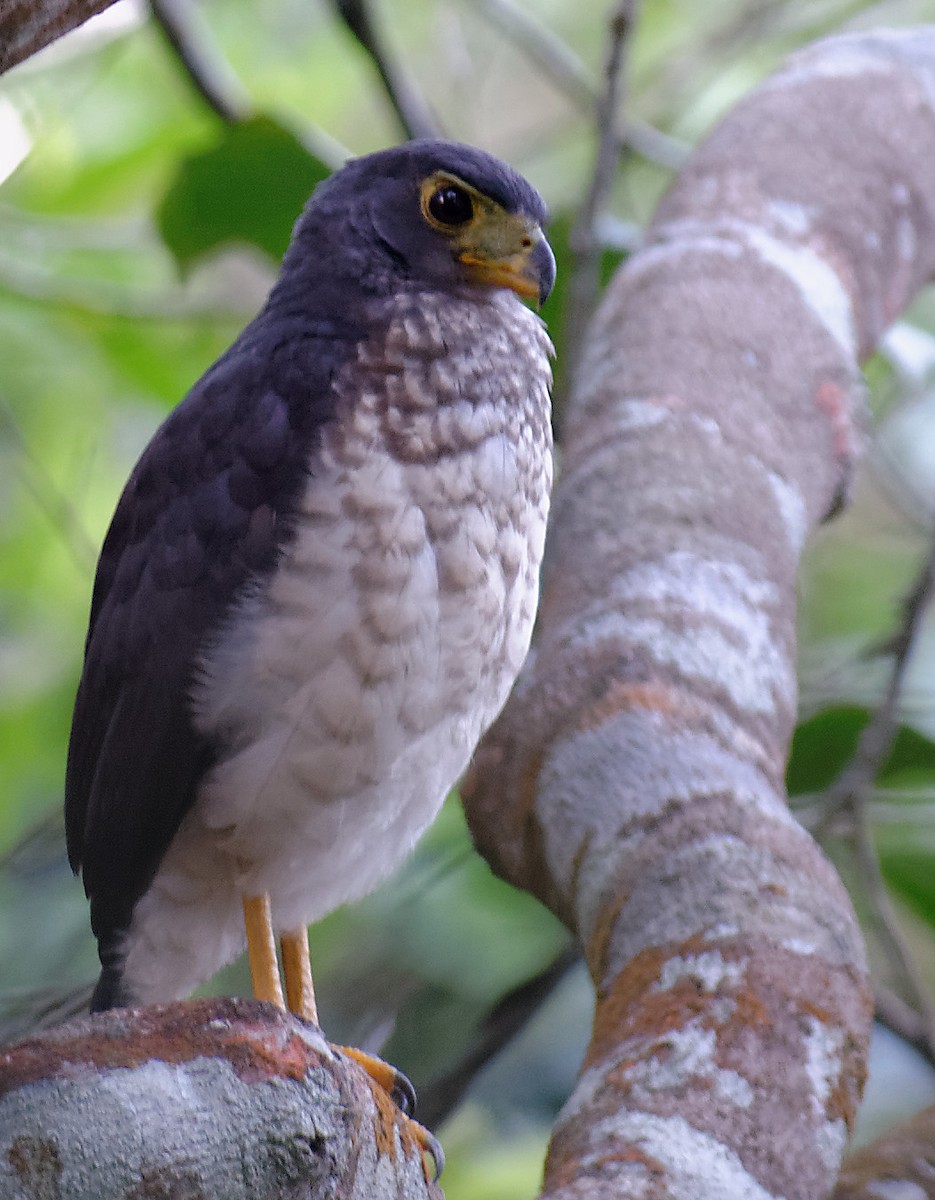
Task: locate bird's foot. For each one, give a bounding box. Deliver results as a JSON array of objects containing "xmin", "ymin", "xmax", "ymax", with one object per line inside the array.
[{"xmin": 336, "ymin": 1045, "xmax": 444, "ymax": 1183}]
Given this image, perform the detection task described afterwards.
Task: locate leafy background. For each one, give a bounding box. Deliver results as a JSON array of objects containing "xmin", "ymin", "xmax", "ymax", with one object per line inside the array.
[{"xmin": 3, "ymin": 1, "xmax": 935, "ymax": 1195}]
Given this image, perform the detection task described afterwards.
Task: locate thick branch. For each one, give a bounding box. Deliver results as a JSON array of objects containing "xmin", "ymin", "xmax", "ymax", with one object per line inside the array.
[
  {"xmin": 0, "ymin": 999, "xmax": 438, "ymax": 1198},
  {"xmin": 463, "ymin": 27, "xmax": 935, "ymax": 1200},
  {"xmin": 0, "ymin": 0, "xmax": 118, "ymax": 74}
]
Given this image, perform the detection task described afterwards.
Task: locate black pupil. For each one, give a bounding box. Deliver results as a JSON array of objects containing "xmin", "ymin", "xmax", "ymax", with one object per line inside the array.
[{"xmin": 428, "ymin": 185, "xmax": 473, "ymax": 226}]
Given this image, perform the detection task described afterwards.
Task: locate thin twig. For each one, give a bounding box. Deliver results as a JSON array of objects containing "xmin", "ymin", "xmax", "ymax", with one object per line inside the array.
[
  {"xmin": 0, "ymin": 398, "xmax": 98, "ymax": 574},
  {"xmin": 333, "ymin": 0, "xmax": 441, "ymax": 141},
  {"xmin": 562, "ymin": 1, "xmax": 639, "ymax": 392},
  {"xmin": 416, "ymin": 946, "xmax": 580, "ymax": 1129},
  {"xmin": 875, "ymin": 981, "xmax": 935, "ymax": 1070},
  {"xmin": 469, "ymin": 0, "xmax": 594, "ymax": 108},
  {"xmin": 818, "ymin": 536, "xmax": 935, "ymax": 833},
  {"xmin": 149, "ymin": 0, "xmax": 251, "ymax": 126},
  {"xmin": 854, "ymin": 801, "xmax": 935, "ymax": 1052},
  {"xmin": 814, "ymin": 535, "xmax": 935, "ymax": 1047},
  {"xmin": 466, "ymin": 0, "xmax": 686, "ymax": 170}
]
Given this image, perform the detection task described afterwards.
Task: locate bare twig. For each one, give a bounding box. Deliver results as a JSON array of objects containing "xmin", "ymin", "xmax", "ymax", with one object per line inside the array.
[
  {"xmin": 466, "ymin": 0, "xmax": 686, "ymax": 170},
  {"xmin": 562, "ymin": 1, "xmax": 639, "ymax": 390},
  {"xmin": 469, "ymin": 0, "xmax": 594, "ymax": 108},
  {"xmin": 815, "ymin": 535, "xmax": 935, "ymax": 1052},
  {"xmin": 875, "ymin": 981, "xmax": 935, "ymax": 1071},
  {"xmin": 0, "ymin": 397, "xmax": 98, "ymax": 574},
  {"xmin": 819, "ymin": 536, "xmax": 935, "ymax": 832},
  {"xmin": 417, "ymin": 946, "xmax": 580, "ymax": 1129},
  {"xmin": 149, "ymin": 0, "xmax": 251, "ymax": 126},
  {"xmin": 332, "ymin": 0, "xmax": 441, "ymax": 141},
  {"xmin": 0, "ymin": 0, "xmax": 118, "ymax": 75},
  {"xmin": 853, "ymin": 802, "xmax": 935, "ymax": 1054}
]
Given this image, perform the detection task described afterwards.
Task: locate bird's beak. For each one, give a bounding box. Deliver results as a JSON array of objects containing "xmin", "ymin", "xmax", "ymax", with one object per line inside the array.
[{"xmin": 458, "ymin": 225, "xmax": 556, "ymax": 308}]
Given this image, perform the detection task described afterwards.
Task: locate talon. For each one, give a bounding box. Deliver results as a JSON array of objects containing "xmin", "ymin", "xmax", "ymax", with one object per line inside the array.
[
  {"xmin": 390, "ymin": 1069, "xmax": 417, "ymax": 1117},
  {"xmin": 414, "ymin": 1121, "xmax": 445, "ymax": 1182},
  {"xmin": 335, "ymin": 1045, "xmax": 443, "ymax": 1180}
]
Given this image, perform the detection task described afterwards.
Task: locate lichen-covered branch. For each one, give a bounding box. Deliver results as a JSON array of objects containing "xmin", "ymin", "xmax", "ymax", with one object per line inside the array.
[
  {"xmin": 832, "ymin": 1101, "xmax": 935, "ymax": 1198},
  {"xmin": 0, "ymin": 0, "xmax": 119, "ymax": 74},
  {"xmin": 0, "ymin": 999, "xmax": 438, "ymax": 1198},
  {"xmin": 462, "ymin": 27, "xmax": 935, "ymax": 1200}
]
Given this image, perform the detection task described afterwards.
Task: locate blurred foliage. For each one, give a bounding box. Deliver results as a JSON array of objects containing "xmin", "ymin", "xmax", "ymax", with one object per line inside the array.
[{"xmin": 3, "ymin": 0, "xmax": 935, "ymax": 1191}]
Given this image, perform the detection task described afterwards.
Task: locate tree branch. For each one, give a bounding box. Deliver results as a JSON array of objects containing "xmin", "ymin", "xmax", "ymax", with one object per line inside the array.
[
  {"xmin": 562, "ymin": 1, "xmax": 638, "ymax": 393},
  {"xmin": 332, "ymin": 0, "xmax": 441, "ymax": 141},
  {"xmin": 463, "ymin": 27, "xmax": 935, "ymax": 1199},
  {"xmin": 417, "ymin": 946, "xmax": 580, "ymax": 1129},
  {"xmin": 466, "ymin": 0, "xmax": 687, "ymax": 171},
  {"xmin": 148, "ymin": 0, "xmax": 250, "ymax": 126},
  {"xmin": 0, "ymin": 999, "xmax": 441, "ymax": 1198},
  {"xmin": 817, "ymin": 536, "xmax": 935, "ymax": 1056},
  {"xmin": 832, "ymin": 1101, "xmax": 935, "ymax": 1198},
  {"xmin": 0, "ymin": 0, "xmax": 119, "ymax": 75}
]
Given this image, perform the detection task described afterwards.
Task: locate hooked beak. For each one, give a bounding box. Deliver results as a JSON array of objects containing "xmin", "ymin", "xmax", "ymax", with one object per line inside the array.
[{"xmin": 458, "ymin": 226, "xmax": 556, "ymax": 308}]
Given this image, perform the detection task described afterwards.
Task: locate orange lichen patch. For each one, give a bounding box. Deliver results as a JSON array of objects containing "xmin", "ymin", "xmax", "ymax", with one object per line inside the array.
[
  {"xmin": 827, "ymin": 1057, "xmax": 865, "ymax": 1128},
  {"xmin": 545, "ymin": 1137, "xmax": 666, "ymax": 1191},
  {"xmin": 573, "ymin": 679, "xmax": 681, "ymax": 735},
  {"xmin": 586, "ymin": 944, "xmax": 715, "ymax": 1069},
  {"xmin": 727, "ymin": 983, "xmax": 770, "ymax": 1031},
  {"xmin": 0, "ymin": 998, "xmax": 327, "ymax": 1095},
  {"xmin": 585, "ymin": 937, "xmax": 779, "ymax": 1073}
]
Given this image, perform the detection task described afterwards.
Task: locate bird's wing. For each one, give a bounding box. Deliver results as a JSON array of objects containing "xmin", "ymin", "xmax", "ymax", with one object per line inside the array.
[{"xmin": 65, "ymin": 327, "xmax": 341, "ymax": 939}]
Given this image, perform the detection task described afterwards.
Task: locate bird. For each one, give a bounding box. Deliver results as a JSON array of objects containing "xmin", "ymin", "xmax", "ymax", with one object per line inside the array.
[{"xmin": 64, "ymin": 139, "xmax": 555, "ymax": 1152}]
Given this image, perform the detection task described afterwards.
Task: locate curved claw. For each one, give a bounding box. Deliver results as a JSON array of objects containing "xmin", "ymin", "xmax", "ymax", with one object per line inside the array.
[
  {"xmin": 390, "ymin": 1069, "xmax": 417, "ymax": 1118},
  {"xmin": 414, "ymin": 1121, "xmax": 445, "ymax": 1183},
  {"xmin": 334, "ymin": 1045, "xmax": 444, "ymax": 1181}
]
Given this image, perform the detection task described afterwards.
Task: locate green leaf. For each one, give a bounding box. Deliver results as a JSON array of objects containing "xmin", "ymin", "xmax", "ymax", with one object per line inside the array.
[
  {"xmin": 878, "ymin": 822, "xmax": 935, "ymax": 928},
  {"xmin": 156, "ymin": 116, "xmax": 332, "ymax": 269},
  {"xmin": 788, "ymin": 705, "xmax": 935, "ymax": 796},
  {"xmin": 880, "ymin": 725, "xmax": 935, "ymax": 788},
  {"xmin": 787, "ymin": 705, "xmax": 868, "ymax": 796}
]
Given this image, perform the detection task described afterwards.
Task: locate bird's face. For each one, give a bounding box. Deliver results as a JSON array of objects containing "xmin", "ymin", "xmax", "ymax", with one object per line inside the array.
[
  {"xmin": 291, "ymin": 142, "xmax": 556, "ymax": 310},
  {"xmin": 415, "ymin": 169, "xmax": 556, "ymax": 308}
]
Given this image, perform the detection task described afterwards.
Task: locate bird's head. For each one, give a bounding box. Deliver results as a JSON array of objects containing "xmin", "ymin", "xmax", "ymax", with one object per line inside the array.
[{"xmin": 283, "ymin": 140, "xmax": 556, "ymax": 309}]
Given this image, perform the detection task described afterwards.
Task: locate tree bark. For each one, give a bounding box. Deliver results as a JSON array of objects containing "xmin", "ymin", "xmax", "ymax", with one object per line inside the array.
[
  {"xmin": 0, "ymin": 999, "xmax": 438, "ymax": 1199},
  {"xmin": 0, "ymin": 0, "xmax": 120, "ymax": 74},
  {"xmin": 462, "ymin": 26, "xmax": 935, "ymax": 1200}
]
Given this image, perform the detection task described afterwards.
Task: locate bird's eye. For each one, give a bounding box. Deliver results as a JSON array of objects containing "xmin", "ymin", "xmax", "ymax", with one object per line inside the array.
[{"xmin": 427, "ymin": 184, "xmax": 474, "ymax": 227}]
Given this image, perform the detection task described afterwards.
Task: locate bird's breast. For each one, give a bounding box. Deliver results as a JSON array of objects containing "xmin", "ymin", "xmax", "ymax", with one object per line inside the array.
[{"xmin": 189, "ymin": 290, "xmax": 552, "ymax": 914}]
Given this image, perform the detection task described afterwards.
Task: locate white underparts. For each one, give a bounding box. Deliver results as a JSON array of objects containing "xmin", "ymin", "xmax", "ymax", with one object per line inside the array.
[{"xmin": 121, "ymin": 290, "xmax": 553, "ymax": 1003}]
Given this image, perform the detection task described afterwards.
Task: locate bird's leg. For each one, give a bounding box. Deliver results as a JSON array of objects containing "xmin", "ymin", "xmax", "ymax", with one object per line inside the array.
[
  {"xmin": 264, "ymin": 913, "xmax": 444, "ymax": 1180},
  {"xmin": 280, "ymin": 927, "xmax": 318, "ymax": 1023},
  {"xmin": 242, "ymin": 893, "xmax": 285, "ymax": 1008}
]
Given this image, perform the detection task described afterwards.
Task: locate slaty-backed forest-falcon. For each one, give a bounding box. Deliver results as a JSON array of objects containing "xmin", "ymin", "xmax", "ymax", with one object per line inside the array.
[{"xmin": 64, "ymin": 141, "xmax": 555, "ymax": 1077}]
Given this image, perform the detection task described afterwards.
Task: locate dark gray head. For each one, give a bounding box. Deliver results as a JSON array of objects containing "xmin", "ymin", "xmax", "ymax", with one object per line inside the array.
[{"xmin": 280, "ymin": 139, "xmax": 556, "ymax": 308}]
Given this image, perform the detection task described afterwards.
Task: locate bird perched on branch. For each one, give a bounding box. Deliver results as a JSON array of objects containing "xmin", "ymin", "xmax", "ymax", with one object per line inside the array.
[{"xmin": 64, "ymin": 139, "xmax": 555, "ymax": 1150}]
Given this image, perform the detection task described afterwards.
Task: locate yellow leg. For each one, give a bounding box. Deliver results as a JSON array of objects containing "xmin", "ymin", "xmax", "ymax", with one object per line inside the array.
[
  {"xmin": 280, "ymin": 927, "xmax": 318, "ymax": 1024},
  {"xmin": 243, "ymin": 894, "xmax": 285, "ymax": 1008}
]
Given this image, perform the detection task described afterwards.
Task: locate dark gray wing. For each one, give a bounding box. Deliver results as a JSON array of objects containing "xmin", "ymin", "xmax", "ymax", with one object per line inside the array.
[{"xmin": 65, "ymin": 313, "xmax": 353, "ymax": 948}]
